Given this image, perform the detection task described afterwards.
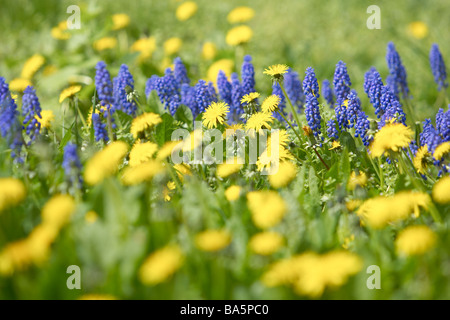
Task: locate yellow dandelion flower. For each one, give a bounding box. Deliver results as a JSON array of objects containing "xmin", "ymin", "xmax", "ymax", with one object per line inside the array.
[
  {"xmin": 341, "ymin": 234, "xmax": 355, "ymax": 250},
  {"xmin": 432, "ymin": 176, "xmax": 450, "ymax": 204},
  {"xmin": 408, "ymin": 21, "xmax": 428, "ymax": 39},
  {"xmin": 249, "ymin": 231, "xmax": 284, "ymax": 255},
  {"xmin": 346, "ymin": 199, "xmax": 362, "ymax": 212},
  {"xmin": 43, "ymin": 65, "xmax": 57, "ymax": 76},
  {"xmin": 357, "ymin": 191, "xmax": 430, "ymax": 228},
  {"xmin": 396, "ymin": 225, "xmax": 436, "ymax": 256},
  {"xmin": 93, "ymin": 37, "xmax": 117, "ymax": 51},
  {"xmin": 227, "ymin": 6, "xmax": 255, "ymax": 24},
  {"xmin": 112, "ymin": 13, "xmax": 130, "ymax": 30},
  {"xmin": 130, "ymin": 112, "xmax": 162, "ymax": 138},
  {"xmin": 129, "ymin": 141, "xmax": 159, "ymax": 167},
  {"xmin": 36, "ymin": 110, "xmax": 55, "ymax": 130},
  {"xmin": 207, "ymin": 59, "xmax": 234, "ymax": 84},
  {"xmin": 163, "ymin": 37, "xmax": 183, "ymax": 56},
  {"xmin": 139, "ymin": 245, "xmax": 183, "ymax": 285},
  {"xmin": 433, "ymin": 142, "xmax": 450, "ymax": 161},
  {"xmin": 79, "ymin": 294, "xmax": 118, "ymax": 300},
  {"xmin": 195, "ymin": 230, "xmax": 232, "ymax": 252},
  {"xmin": 217, "ymin": 157, "xmax": 243, "ymax": 178},
  {"xmin": 202, "ymin": 101, "xmax": 229, "ymax": 129},
  {"xmin": 224, "ymin": 185, "xmax": 241, "ymax": 201},
  {"xmin": 121, "ymin": 160, "xmax": 165, "ymax": 185},
  {"xmin": 202, "ymin": 42, "xmax": 217, "ymax": 60},
  {"xmin": 256, "ymin": 135, "xmax": 294, "ymax": 172},
  {"xmin": 0, "ymin": 240, "xmax": 33, "ymax": 275},
  {"xmin": 173, "ymin": 163, "xmax": 191, "ymax": 182},
  {"xmin": 21, "ymin": 54, "xmax": 45, "ymax": 80},
  {"xmin": 226, "ymin": 25, "xmax": 253, "ymax": 46},
  {"xmin": 413, "ymin": 145, "xmax": 431, "ymax": 174},
  {"xmin": 302, "ymin": 126, "xmax": 313, "ymax": 137},
  {"xmin": 85, "ymin": 210, "xmax": 98, "ymax": 224},
  {"xmin": 347, "ymin": 171, "xmax": 368, "ymax": 190},
  {"xmin": 157, "ymin": 141, "xmax": 183, "ymax": 160},
  {"xmin": 9, "ymin": 78, "xmax": 32, "ymax": 92},
  {"xmin": 41, "ymin": 194, "xmax": 76, "ymax": 230},
  {"xmin": 268, "ymin": 161, "xmax": 297, "ymax": 188},
  {"xmin": 51, "ymin": 21, "xmax": 71, "ymax": 40},
  {"xmin": 263, "ymin": 64, "xmax": 289, "ymax": 79},
  {"xmin": 131, "ymin": 37, "xmax": 156, "ymax": 62},
  {"xmin": 329, "ymin": 140, "xmax": 341, "ymax": 150},
  {"xmin": 261, "ymin": 94, "xmax": 281, "ymax": 113},
  {"xmin": 247, "ymin": 190, "xmax": 287, "ymax": 229},
  {"xmin": 26, "ymin": 223, "xmax": 58, "ymax": 264},
  {"xmin": 59, "ymin": 85, "xmax": 82, "ymax": 103},
  {"xmin": 0, "ymin": 178, "xmax": 26, "ymax": 213},
  {"xmin": 241, "ymin": 92, "xmax": 260, "ymax": 105},
  {"xmin": 369, "ymin": 123, "xmax": 413, "ymax": 158},
  {"xmin": 167, "ymin": 181, "xmax": 176, "ymax": 190},
  {"xmin": 262, "ymin": 250, "xmax": 362, "ymax": 298},
  {"xmin": 245, "ymin": 112, "xmax": 274, "ymax": 133},
  {"xmin": 176, "ymin": 1, "xmax": 198, "ymax": 21},
  {"xmin": 84, "ymin": 141, "xmax": 129, "ymax": 185}
]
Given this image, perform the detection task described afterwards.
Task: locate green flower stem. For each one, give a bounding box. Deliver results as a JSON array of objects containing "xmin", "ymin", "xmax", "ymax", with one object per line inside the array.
[
  {"xmin": 106, "ymin": 111, "xmax": 115, "ymax": 141},
  {"xmin": 377, "ymin": 157, "xmax": 385, "ymax": 191},
  {"xmin": 275, "ymin": 109, "xmax": 306, "ymax": 153},
  {"xmin": 279, "ymin": 82, "xmax": 302, "ymax": 129},
  {"xmin": 166, "ymin": 160, "xmax": 183, "ymax": 191},
  {"xmin": 74, "ymin": 97, "xmax": 87, "ymax": 128}
]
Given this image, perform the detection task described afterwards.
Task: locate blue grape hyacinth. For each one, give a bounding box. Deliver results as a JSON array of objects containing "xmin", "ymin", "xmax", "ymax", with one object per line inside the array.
[
  {"xmin": 63, "ymin": 143, "xmax": 83, "ymax": 189},
  {"xmin": 285, "ymin": 69, "xmax": 304, "ymax": 111},
  {"xmin": 302, "ymin": 67, "xmax": 320, "ymax": 98},
  {"xmin": 95, "ymin": 61, "xmax": 114, "ymax": 108},
  {"xmin": 429, "ymin": 44, "xmax": 448, "ymax": 91},
  {"xmin": 217, "ymin": 70, "xmax": 233, "ymax": 107},
  {"xmin": 321, "ymin": 79, "xmax": 334, "ymax": 108},
  {"xmin": 241, "ymin": 55, "xmax": 256, "ymax": 96},
  {"xmin": 333, "ymin": 60, "xmax": 351, "ymax": 104},
  {"xmin": 21, "ymin": 86, "xmax": 42, "ymax": 143},
  {"xmin": 113, "ymin": 64, "xmax": 137, "ymax": 116},
  {"xmin": 304, "ymin": 92, "xmax": 322, "ymax": 140},
  {"xmin": 386, "ymin": 42, "xmax": 410, "ymax": 99}
]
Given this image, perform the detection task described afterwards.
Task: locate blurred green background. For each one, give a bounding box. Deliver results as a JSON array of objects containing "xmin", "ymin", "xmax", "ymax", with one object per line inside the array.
[{"xmin": 0, "ymin": 0, "xmax": 449, "ymax": 120}]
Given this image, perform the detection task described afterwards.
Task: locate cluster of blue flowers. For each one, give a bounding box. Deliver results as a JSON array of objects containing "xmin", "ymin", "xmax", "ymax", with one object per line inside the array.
[
  {"xmin": 429, "ymin": 44, "xmax": 448, "ymax": 91},
  {"xmin": 0, "ymin": 77, "xmax": 24, "ymax": 161},
  {"xmin": 21, "ymin": 86, "xmax": 42, "ymax": 144},
  {"xmin": 62, "ymin": 143, "xmax": 83, "ymax": 189},
  {"xmin": 113, "ymin": 64, "xmax": 137, "ymax": 116},
  {"xmin": 386, "ymin": 42, "xmax": 410, "ymax": 99}
]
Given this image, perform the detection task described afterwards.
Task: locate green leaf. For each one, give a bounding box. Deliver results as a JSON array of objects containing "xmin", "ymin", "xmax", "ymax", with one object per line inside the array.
[
  {"xmin": 58, "ymin": 122, "xmax": 74, "ymax": 152},
  {"xmin": 155, "ymin": 113, "xmax": 175, "ymax": 146},
  {"xmin": 174, "ymin": 104, "xmax": 193, "ymax": 128}
]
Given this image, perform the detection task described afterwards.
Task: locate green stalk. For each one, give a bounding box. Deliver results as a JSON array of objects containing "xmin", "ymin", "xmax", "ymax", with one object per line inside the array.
[
  {"xmin": 74, "ymin": 96, "xmax": 87, "ymax": 128},
  {"xmin": 279, "ymin": 82, "xmax": 302, "ymax": 128},
  {"xmin": 275, "ymin": 109, "xmax": 306, "ymax": 153}
]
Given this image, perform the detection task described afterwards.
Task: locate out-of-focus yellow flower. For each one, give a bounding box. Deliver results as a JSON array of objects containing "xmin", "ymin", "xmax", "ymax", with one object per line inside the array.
[
  {"xmin": 129, "ymin": 141, "xmax": 159, "ymax": 167},
  {"xmin": 43, "ymin": 65, "xmax": 58, "ymax": 76},
  {"xmin": 217, "ymin": 157, "xmax": 243, "ymax": 178},
  {"xmin": 268, "ymin": 161, "xmax": 297, "ymax": 188},
  {"xmin": 357, "ymin": 191, "xmax": 430, "ymax": 228},
  {"xmin": 131, "ymin": 37, "xmax": 156, "ymax": 62},
  {"xmin": 0, "ymin": 178, "xmax": 26, "ymax": 213},
  {"xmin": 345, "ymin": 199, "xmax": 362, "ymax": 212},
  {"xmin": 41, "ymin": 194, "xmax": 76, "ymax": 230},
  {"xmin": 139, "ymin": 245, "xmax": 184, "ymax": 285},
  {"xmin": 112, "ymin": 13, "xmax": 130, "ymax": 30},
  {"xmin": 85, "ymin": 210, "xmax": 98, "ymax": 224},
  {"xmin": 9, "ymin": 78, "xmax": 32, "ymax": 92},
  {"xmin": 164, "ymin": 37, "xmax": 183, "ymax": 56},
  {"xmin": 84, "ymin": 141, "xmax": 129, "ymax": 185},
  {"xmin": 207, "ymin": 59, "xmax": 234, "ymax": 84},
  {"xmin": 247, "ymin": 190, "xmax": 287, "ymax": 229},
  {"xmin": 130, "ymin": 112, "xmax": 162, "ymax": 138},
  {"xmin": 59, "ymin": 85, "xmax": 82, "ymax": 103},
  {"xmin": 121, "ymin": 160, "xmax": 165, "ymax": 185},
  {"xmin": 202, "ymin": 42, "xmax": 217, "ymax": 60},
  {"xmin": 176, "ymin": 1, "xmax": 198, "ymax": 21},
  {"xmin": 195, "ymin": 230, "xmax": 232, "ymax": 252},
  {"xmin": 249, "ymin": 231, "xmax": 283, "ymax": 255},
  {"xmin": 225, "ymin": 185, "xmax": 241, "ymax": 201},
  {"xmin": 341, "ymin": 234, "xmax": 355, "ymax": 250},
  {"xmin": 227, "ymin": 6, "xmax": 255, "ymax": 24},
  {"xmin": 396, "ymin": 225, "xmax": 436, "ymax": 256},
  {"xmin": 408, "ymin": 21, "xmax": 428, "ymax": 39},
  {"xmin": 181, "ymin": 129, "xmax": 203, "ymax": 152},
  {"xmin": 226, "ymin": 25, "xmax": 253, "ymax": 46},
  {"xmin": 347, "ymin": 171, "xmax": 368, "ymax": 190},
  {"xmin": 261, "ymin": 250, "xmax": 362, "ymax": 298},
  {"xmin": 36, "ymin": 110, "xmax": 55, "ymax": 130},
  {"xmin": 21, "ymin": 54, "xmax": 45, "ymax": 79},
  {"xmin": 157, "ymin": 141, "xmax": 182, "ymax": 160},
  {"xmin": 173, "ymin": 163, "xmax": 191, "ymax": 182},
  {"xmin": 93, "ymin": 37, "xmax": 117, "ymax": 51},
  {"xmin": 432, "ymin": 176, "xmax": 450, "ymax": 204},
  {"xmin": 433, "ymin": 142, "xmax": 450, "ymax": 161},
  {"xmin": 51, "ymin": 21, "xmax": 71, "ymax": 40},
  {"xmin": 369, "ymin": 123, "xmax": 413, "ymax": 158}
]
